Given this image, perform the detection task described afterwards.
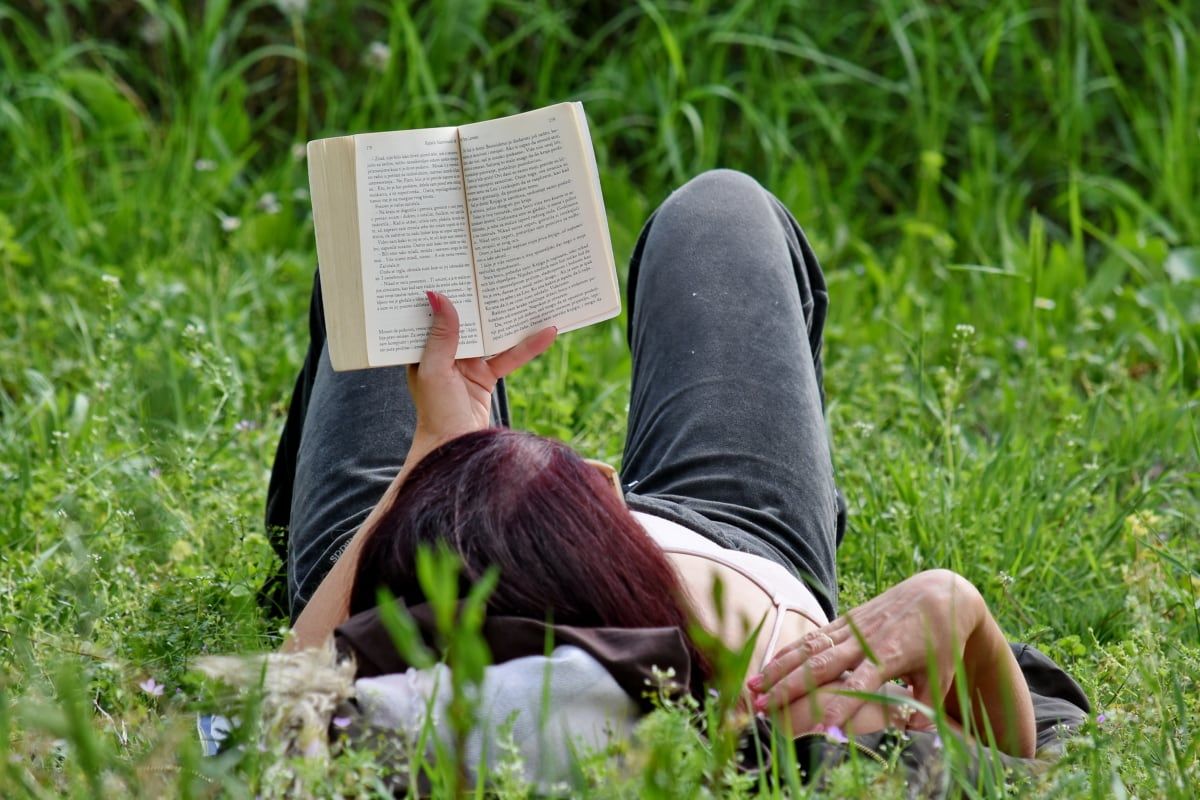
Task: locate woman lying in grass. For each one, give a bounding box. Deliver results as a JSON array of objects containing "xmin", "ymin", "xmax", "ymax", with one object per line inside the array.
[{"xmin": 269, "ymin": 170, "xmax": 1047, "ymax": 769}]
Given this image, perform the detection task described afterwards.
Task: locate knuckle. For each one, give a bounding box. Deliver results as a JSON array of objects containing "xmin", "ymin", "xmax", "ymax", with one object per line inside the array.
[{"xmin": 776, "ymin": 648, "xmax": 801, "ymax": 671}]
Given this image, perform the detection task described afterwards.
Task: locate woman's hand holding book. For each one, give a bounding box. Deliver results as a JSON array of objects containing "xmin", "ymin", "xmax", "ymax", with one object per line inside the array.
[{"xmin": 405, "ymin": 290, "xmax": 556, "ymax": 466}]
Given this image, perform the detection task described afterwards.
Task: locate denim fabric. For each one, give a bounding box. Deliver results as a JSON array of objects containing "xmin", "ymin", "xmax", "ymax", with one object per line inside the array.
[
  {"xmin": 620, "ymin": 170, "xmax": 844, "ymax": 619},
  {"xmin": 271, "ymin": 169, "xmax": 845, "ymax": 622}
]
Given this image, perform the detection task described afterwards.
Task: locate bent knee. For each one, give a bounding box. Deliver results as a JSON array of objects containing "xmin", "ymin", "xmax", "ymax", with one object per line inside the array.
[
  {"xmin": 673, "ymin": 168, "xmax": 763, "ymax": 201},
  {"xmin": 656, "ymin": 169, "xmax": 772, "ymax": 228}
]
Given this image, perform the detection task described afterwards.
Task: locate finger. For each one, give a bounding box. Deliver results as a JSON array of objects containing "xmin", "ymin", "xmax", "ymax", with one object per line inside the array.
[
  {"xmin": 815, "ymin": 659, "xmax": 887, "ymax": 731},
  {"xmin": 755, "ymin": 628, "xmax": 840, "ymax": 691},
  {"xmin": 757, "ymin": 640, "xmax": 862, "ymax": 712},
  {"xmin": 419, "ymin": 291, "xmax": 460, "ymax": 371},
  {"xmin": 778, "ymin": 686, "xmax": 826, "ymax": 736},
  {"xmin": 485, "ymin": 326, "xmax": 557, "ymax": 379},
  {"xmin": 770, "ymin": 614, "xmax": 855, "ymax": 663}
]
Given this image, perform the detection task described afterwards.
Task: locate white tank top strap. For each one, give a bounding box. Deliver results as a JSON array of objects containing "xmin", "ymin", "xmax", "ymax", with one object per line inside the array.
[{"xmin": 631, "ymin": 511, "xmax": 828, "ymax": 664}]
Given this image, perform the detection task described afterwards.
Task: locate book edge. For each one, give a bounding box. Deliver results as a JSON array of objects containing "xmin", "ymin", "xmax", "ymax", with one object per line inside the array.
[
  {"xmin": 308, "ymin": 136, "xmax": 370, "ymax": 371},
  {"xmin": 571, "ymin": 102, "xmax": 622, "ymax": 322}
]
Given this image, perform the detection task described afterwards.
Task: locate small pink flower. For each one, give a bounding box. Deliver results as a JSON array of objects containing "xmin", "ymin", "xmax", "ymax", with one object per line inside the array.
[
  {"xmin": 139, "ymin": 677, "xmax": 164, "ymax": 697},
  {"xmin": 332, "ymin": 716, "xmax": 351, "ymax": 729},
  {"xmin": 824, "ymin": 725, "xmax": 848, "ymax": 744},
  {"xmin": 1096, "ymin": 713, "xmax": 1107, "ymax": 724}
]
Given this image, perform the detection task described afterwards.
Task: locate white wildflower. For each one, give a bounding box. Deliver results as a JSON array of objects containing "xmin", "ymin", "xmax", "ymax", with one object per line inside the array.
[
  {"xmin": 274, "ymin": 0, "xmax": 309, "ymax": 17},
  {"xmin": 364, "ymin": 41, "xmax": 391, "ymax": 72},
  {"xmin": 139, "ymin": 17, "xmax": 167, "ymax": 46},
  {"xmin": 193, "ymin": 158, "xmax": 217, "ymax": 172},
  {"xmin": 256, "ymin": 192, "xmax": 282, "ymax": 214},
  {"xmin": 217, "ymin": 211, "xmax": 241, "ymax": 232},
  {"xmin": 100, "ymin": 273, "xmax": 121, "ymax": 289},
  {"xmin": 1034, "ymin": 296, "xmax": 1057, "ymax": 310},
  {"xmin": 291, "ymin": 142, "xmax": 308, "ymax": 162}
]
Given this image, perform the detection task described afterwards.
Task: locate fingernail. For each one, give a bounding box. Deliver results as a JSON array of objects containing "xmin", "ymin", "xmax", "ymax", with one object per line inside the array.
[
  {"xmin": 746, "ymin": 674, "xmax": 763, "ymax": 692},
  {"xmin": 425, "ymin": 290, "xmax": 441, "ymax": 313},
  {"xmin": 812, "ymin": 723, "xmax": 825, "ymax": 734},
  {"xmin": 753, "ymin": 694, "xmax": 768, "ymax": 712}
]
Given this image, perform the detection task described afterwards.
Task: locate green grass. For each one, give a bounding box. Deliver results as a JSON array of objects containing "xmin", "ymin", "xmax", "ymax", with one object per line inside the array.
[{"xmin": 1, "ymin": 0, "xmax": 1198, "ymax": 795}]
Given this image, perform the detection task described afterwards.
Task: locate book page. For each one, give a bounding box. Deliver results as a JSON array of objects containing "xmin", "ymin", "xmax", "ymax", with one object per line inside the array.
[
  {"xmin": 355, "ymin": 127, "xmax": 485, "ymax": 365},
  {"xmin": 459, "ymin": 103, "xmax": 620, "ymax": 353}
]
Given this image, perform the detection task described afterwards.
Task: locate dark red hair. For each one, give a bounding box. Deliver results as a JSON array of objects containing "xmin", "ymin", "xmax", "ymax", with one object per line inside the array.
[{"xmin": 349, "ymin": 428, "xmax": 708, "ymax": 678}]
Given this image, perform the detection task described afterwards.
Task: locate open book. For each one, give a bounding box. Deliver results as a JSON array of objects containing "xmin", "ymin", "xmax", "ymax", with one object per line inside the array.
[{"xmin": 307, "ymin": 102, "xmax": 620, "ymax": 370}]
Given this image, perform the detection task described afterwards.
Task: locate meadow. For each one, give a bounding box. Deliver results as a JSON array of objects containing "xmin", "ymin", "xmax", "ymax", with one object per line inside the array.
[{"xmin": 1, "ymin": 0, "xmax": 1198, "ymax": 796}]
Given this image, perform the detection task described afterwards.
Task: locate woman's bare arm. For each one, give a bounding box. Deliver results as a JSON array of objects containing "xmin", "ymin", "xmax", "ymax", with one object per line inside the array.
[
  {"xmin": 285, "ymin": 433, "xmax": 441, "ymax": 651},
  {"xmin": 948, "ymin": 598, "xmax": 1036, "ymax": 756},
  {"xmin": 282, "ymin": 292, "xmax": 556, "ymax": 652},
  {"xmin": 750, "ymin": 570, "xmax": 1036, "ymax": 757}
]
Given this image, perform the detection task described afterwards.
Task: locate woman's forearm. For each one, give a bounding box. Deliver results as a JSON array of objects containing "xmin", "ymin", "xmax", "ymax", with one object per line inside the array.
[
  {"xmin": 950, "ymin": 604, "xmax": 1036, "ymax": 758},
  {"xmin": 285, "ymin": 430, "xmax": 443, "ymax": 651},
  {"xmin": 283, "ymin": 298, "xmax": 555, "ymax": 652}
]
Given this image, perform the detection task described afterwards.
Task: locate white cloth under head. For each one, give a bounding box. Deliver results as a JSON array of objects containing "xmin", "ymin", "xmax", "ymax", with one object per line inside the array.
[{"xmin": 354, "ymin": 644, "xmax": 640, "ymax": 791}]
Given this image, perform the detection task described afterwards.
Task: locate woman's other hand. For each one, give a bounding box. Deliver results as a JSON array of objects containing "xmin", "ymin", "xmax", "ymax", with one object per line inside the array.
[
  {"xmin": 748, "ymin": 568, "xmax": 1035, "ymax": 756},
  {"xmin": 408, "ymin": 291, "xmax": 556, "ymax": 459},
  {"xmin": 751, "ymin": 570, "xmax": 981, "ymax": 727}
]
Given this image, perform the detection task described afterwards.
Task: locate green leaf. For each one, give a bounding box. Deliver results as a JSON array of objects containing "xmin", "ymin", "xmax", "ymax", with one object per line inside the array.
[
  {"xmin": 375, "ymin": 588, "xmax": 436, "ymax": 669},
  {"xmin": 57, "ymin": 68, "xmax": 146, "ymax": 142}
]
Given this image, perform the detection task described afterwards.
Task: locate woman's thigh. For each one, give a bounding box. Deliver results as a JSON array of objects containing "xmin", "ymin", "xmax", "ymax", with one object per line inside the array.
[{"xmin": 621, "ymin": 169, "xmax": 845, "ymax": 619}]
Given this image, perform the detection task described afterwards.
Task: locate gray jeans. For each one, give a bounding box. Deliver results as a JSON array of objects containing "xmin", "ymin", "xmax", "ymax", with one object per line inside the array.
[{"xmin": 274, "ymin": 169, "xmax": 845, "ymax": 622}]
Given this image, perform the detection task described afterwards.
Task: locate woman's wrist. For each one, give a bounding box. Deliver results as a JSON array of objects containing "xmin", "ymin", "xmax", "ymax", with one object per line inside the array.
[{"xmin": 406, "ymin": 425, "xmax": 468, "ymax": 468}]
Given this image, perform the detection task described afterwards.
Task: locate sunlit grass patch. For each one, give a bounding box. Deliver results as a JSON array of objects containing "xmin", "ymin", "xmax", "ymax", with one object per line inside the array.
[{"xmin": 1, "ymin": 0, "xmax": 1198, "ymax": 795}]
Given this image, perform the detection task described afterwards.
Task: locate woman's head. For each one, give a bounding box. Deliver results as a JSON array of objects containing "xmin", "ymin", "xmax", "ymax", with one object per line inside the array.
[{"xmin": 350, "ymin": 429, "xmax": 702, "ymax": 662}]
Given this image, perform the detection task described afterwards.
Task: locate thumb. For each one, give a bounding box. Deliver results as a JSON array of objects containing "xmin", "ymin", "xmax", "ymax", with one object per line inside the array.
[{"xmin": 420, "ymin": 290, "xmax": 460, "ymax": 370}]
